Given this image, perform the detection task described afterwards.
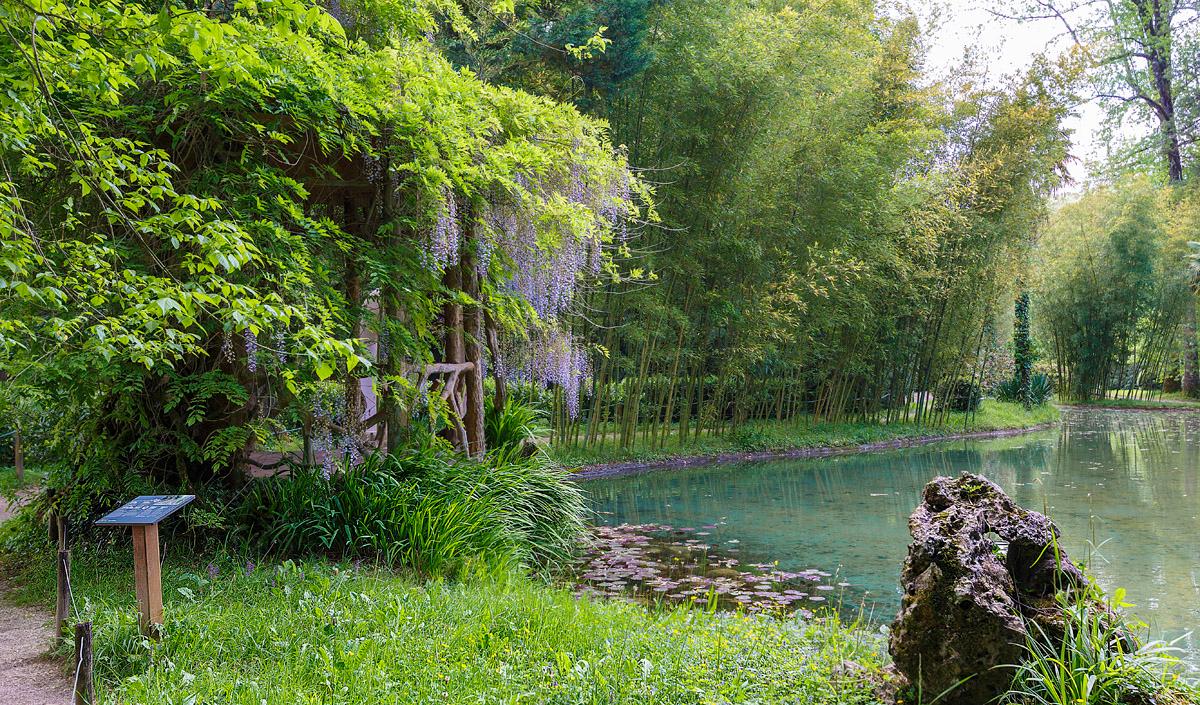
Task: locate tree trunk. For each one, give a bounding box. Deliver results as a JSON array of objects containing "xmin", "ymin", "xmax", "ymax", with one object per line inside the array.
[
  {"xmin": 484, "ymin": 310, "xmax": 505, "ymax": 411},
  {"xmin": 461, "ymin": 246, "xmax": 486, "ymax": 457},
  {"xmin": 13, "ymin": 423, "xmax": 23, "ymax": 485},
  {"xmin": 440, "ymin": 264, "xmax": 465, "ymax": 450},
  {"xmin": 1182, "ymin": 299, "xmax": 1199, "ymax": 397},
  {"xmin": 383, "ymin": 296, "xmax": 406, "ymax": 456}
]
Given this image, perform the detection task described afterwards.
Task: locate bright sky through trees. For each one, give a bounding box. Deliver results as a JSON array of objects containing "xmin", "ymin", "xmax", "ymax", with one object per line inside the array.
[{"xmin": 921, "ymin": 0, "xmax": 1114, "ymax": 187}]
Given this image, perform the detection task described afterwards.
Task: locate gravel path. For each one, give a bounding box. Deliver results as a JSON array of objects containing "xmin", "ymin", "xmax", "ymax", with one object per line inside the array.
[{"xmin": 1, "ymin": 495, "xmax": 73, "ymax": 705}]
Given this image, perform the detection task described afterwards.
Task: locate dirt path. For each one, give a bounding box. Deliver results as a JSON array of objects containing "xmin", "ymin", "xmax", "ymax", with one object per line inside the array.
[{"xmin": 1, "ymin": 494, "xmax": 73, "ymax": 705}]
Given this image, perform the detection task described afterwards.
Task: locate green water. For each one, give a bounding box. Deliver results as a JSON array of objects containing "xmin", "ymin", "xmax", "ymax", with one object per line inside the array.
[{"xmin": 585, "ymin": 408, "xmax": 1200, "ymax": 668}]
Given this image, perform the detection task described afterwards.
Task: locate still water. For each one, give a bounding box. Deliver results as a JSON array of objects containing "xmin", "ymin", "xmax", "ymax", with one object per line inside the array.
[{"xmin": 585, "ymin": 408, "xmax": 1200, "ymax": 667}]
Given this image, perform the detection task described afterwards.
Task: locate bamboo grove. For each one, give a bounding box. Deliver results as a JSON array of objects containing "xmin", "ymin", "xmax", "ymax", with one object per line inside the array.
[
  {"xmin": 452, "ymin": 0, "xmax": 1077, "ymax": 448},
  {"xmin": 1034, "ymin": 180, "xmax": 1200, "ymax": 401}
]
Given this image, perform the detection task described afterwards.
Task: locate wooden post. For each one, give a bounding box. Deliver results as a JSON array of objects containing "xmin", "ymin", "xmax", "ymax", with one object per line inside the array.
[
  {"xmin": 131, "ymin": 524, "xmax": 163, "ymax": 637},
  {"xmin": 461, "ymin": 245, "xmax": 486, "ymax": 458},
  {"xmin": 73, "ymin": 621, "xmax": 94, "ymax": 705},
  {"xmin": 55, "ymin": 548, "xmax": 71, "ymax": 639},
  {"xmin": 12, "ymin": 424, "xmax": 23, "ymax": 485},
  {"xmin": 54, "ymin": 514, "xmax": 70, "ymax": 640}
]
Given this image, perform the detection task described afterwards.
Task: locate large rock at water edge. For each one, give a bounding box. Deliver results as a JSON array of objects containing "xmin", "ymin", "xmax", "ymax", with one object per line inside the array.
[{"xmin": 888, "ymin": 473, "xmax": 1085, "ymax": 705}]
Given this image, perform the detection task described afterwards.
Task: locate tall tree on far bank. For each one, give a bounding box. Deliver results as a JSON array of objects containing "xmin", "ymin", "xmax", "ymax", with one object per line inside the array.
[
  {"xmin": 1009, "ymin": 0, "xmax": 1200, "ymax": 394},
  {"xmin": 1014, "ymin": 291, "xmax": 1035, "ymax": 408}
]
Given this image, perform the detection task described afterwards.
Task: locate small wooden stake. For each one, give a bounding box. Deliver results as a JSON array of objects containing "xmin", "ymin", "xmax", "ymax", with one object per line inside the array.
[
  {"xmin": 55, "ymin": 548, "xmax": 71, "ymax": 640},
  {"xmin": 73, "ymin": 621, "xmax": 94, "ymax": 705},
  {"xmin": 131, "ymin": 524, "xmax": 163, "ymax": 637}
]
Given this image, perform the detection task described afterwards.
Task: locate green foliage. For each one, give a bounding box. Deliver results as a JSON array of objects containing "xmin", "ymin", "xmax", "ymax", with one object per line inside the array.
[
  {"xmin": 996, "ymin": 373, "xmax": 1054, "ymax": 406},
  {"xmin": 943, "ymin": 380, "xmax": 983, "ymax": 413},
  {"xmin": 443, "ymin": 0, "xmax": 657, "ymax": 114},
  {"xmin": 245, "ymin": 449, "xmax": 586, "ymax": 574},
  {"xmin": 484, "ymin": 396, "xmax": 543, "ymax": 453},
  {"xmin": 1005, "ymin": 596, "xmax": 1196, "ymax": 705}
]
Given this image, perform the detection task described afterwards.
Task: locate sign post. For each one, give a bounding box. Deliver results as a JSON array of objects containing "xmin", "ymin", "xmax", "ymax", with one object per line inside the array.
[{"xmin": 96, "ymin": 495, "xmax": 194, "ymax": 637}]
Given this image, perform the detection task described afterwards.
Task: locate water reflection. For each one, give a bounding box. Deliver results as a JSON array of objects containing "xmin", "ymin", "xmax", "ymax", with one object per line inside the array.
[{"xmin": 585, "ymin": 408, "xmax": 1200, "ymax": 668}]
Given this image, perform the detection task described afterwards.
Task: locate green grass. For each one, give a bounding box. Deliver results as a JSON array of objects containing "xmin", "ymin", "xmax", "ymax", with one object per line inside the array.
[
  {"xmin": 2, "ymin": 547, "xmax": 885, "ymax": 704},
  {"xmin": 1064, "ymin": 394, "xmax": 1200, "ymax": 410},
  {"xmin": 0, "ymin": 464, "xmax": 44, "ymax": 495},
  {"xmin": 548, "ymin": 400, "xmax": 1060, "ymax": 468}
]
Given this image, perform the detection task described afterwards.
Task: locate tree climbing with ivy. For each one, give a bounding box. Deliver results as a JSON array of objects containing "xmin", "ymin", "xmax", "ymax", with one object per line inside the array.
[{"xmin": 1014, "ymin": 291, "xmax": 1034, "ymax": 409}]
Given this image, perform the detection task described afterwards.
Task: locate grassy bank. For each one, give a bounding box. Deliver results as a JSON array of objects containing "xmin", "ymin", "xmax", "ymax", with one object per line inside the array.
[
  {"xmin": 0, "ymin": 465, "xmax": 44, "ymax": 495},
  {"xmin": 549, "ymin": 400, "xmax": 1060, "ymax": 468},
  {"xmin": 1064, "ymin": 395, "xmax": 1200, "ymax": 411},
  {"xmin": 1, "ymin": 548, "xmax": 883, "ymax": 704}
]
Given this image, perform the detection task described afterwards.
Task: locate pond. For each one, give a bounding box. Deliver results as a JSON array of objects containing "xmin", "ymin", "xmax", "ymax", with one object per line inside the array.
[{"xmin": 584, "ymin": 407, "xmax": 1200, "ymax": 669}]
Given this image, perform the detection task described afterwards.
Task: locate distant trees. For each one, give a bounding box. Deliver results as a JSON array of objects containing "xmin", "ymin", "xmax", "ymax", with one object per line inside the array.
[
  {"xmin": 1034, "ymin": 179, "xmax": 1191, "ymax": 400},
  {"xmin": 1014, "ymin": 292, "xmax": 1035, "ymax": 409},
  {"xmin": 1007, "ymin": 0, "xmax": 1200, "ymax": 394},
  {"xmin": 456, "ymin": 0, "xmax": 1077, "ymax": 447}
]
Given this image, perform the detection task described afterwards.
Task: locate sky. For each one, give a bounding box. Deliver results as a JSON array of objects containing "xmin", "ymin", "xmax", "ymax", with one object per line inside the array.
[{"xmin": 919, "ymin": 0, "xmax": 1112, "ymax": 187}]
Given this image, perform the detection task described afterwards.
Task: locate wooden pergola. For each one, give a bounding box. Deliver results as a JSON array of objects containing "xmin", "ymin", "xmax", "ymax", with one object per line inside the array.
[{"xmin": 277, "ymin": 134, "xmax": 489, "ymax": 459}]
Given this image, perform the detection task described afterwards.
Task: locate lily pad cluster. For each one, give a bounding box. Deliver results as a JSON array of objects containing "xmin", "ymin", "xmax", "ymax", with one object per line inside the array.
[{"xmin": 572, "ymin": 523, "xmax": 849, "ymax": 616}]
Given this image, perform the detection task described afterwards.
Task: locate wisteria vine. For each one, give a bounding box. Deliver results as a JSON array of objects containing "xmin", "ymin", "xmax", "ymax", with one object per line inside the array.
[{"xmin": 418, "ymin": 143, "xmax": 635, "ymax": 419}]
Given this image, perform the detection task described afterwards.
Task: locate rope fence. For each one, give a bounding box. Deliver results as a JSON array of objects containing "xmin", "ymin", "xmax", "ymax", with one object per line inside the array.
[{"xmin": 53, "ymin": 515, "xmax": 95, "ymax": 705}]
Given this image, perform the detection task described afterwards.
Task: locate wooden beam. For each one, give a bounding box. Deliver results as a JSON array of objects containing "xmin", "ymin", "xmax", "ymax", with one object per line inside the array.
[{"xmin": 55, "ymin": 548, "xmax": 71, "ymax": 640}]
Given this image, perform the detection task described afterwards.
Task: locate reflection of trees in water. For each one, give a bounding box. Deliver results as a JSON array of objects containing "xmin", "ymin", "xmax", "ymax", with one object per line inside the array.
[
  {"xmin": 587, "ymin": 444, "xmax": 994, "ymax": 528},
  {"xmin": 1054, "ymin": 409, "xmax": 1200, "ymax": 511}
]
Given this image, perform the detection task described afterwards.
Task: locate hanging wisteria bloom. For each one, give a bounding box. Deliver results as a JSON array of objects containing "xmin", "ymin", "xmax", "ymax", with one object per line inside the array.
[
  {"xmin": 221, "ymin": 331, "xmax": 234, "ymax": 363},
  {"xmin": 424, "ymin": 185, "xmax": 460, "ymax": 272},
  {"xmin": 504, "ymin": 325, "xmax": 591, "ymax": 419},
  {"xmin": 244, "ymin": 330, "xmax": 258, "ymax": 373},
  {"xmin": 274, "ymin": 331, "xmax": 287, "ymax": 364},
  {"xmin": 599, "ymin": 169, "xmax": 633, "ymax": 243}
]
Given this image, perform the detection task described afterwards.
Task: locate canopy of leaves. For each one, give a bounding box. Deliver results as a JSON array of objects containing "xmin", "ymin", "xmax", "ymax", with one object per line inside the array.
[{"xmin": 0, "ymin": 0, "xmax": 638, "ymax": 504}]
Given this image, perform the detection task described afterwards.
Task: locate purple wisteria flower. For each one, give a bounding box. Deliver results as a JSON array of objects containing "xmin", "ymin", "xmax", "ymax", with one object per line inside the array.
[
  {"xmin": 244, "ymin": 330, "xmax": 258, "ymax": 373},
  {"xmin": 424, "ymin": 186, "xmax": 461, "ymax": 271}
]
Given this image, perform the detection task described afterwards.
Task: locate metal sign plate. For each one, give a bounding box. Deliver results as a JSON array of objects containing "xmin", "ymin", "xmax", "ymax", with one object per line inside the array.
[{"xmin": 95, "ymin": 495, "xmax": 195, "ymax": 526}]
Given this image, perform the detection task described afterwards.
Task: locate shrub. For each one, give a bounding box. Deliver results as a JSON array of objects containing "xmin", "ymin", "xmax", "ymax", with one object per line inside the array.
[
  {"xmin": 944, "ymin": 379, "xmax": 982, "ymax": 412},
  {"xmin": 994, "ymin": 373, "xmax": 1054, "ymax": 406},
  {"xmin": 729, "ymin": 426, "xmax": 775, "ymax": 451},
  {"xmin": 1029, "ymin": 373, "xmax": 1054, "ymax": 405},
  {"xmin": 995, "ymin": 377, "xmax": 1021, "ymax": 403},
  {"xmin": 485, "ymin": 396, "xmax": 544, "ymax": 454},
  {"xmin": 244, "ymin": 448, "xmax": 587, "ymax": 576}
]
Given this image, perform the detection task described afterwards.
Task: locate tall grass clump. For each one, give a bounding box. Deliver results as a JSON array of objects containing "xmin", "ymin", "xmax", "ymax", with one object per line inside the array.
[
  {"xmin": 244, "ymin": 448, "xmax": 588, "ymax": 576},
  {"xmin": 485, "ymin": 395, "xmax": 545, "ymax": 453},
  {"xmin": 1005, "ymin": 592, "xmax": 1197, "ymax": 705}
]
